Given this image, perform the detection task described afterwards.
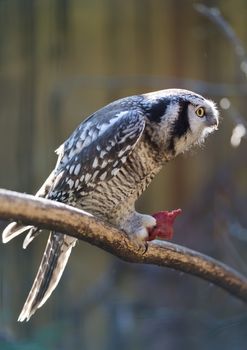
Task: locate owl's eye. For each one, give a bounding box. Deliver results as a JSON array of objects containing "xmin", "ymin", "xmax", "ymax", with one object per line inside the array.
[{"xmin": 195, "ymin": 107, "xmax": 205, "ymax": 118}]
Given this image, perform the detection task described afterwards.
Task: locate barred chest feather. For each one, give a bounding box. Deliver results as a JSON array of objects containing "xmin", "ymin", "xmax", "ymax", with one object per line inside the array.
[{"xmin": 74, "ymin": 134, "xmax": 163, "ymax": 224}]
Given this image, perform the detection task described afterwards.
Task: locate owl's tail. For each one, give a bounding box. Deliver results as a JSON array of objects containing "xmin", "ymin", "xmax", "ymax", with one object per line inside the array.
[
  {"xmin": 2, "ymin": 170, "xmax": 57, "ymax": 247},
  {"xmin": 18, "ymin": 232, "xmax": 77, "ymax": 322},
  {"xmin": 3, "ymin": 224, "xmax": 77, "ymax": 321},
  {"xmin": 2, "ymin": 222, "xmax": 40, "ymax": 248}
]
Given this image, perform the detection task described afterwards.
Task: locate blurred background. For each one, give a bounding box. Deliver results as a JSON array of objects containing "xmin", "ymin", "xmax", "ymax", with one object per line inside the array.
[{"xmin": 0, "ymin": 0, "xmax": 247, "ymax": 349}]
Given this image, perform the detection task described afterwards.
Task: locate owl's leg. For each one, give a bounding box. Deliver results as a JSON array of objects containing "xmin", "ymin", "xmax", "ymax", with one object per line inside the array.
[
  {"xmin": 115, "ymin": 212, "xmax": 154, "ymax": 253},
  {"xmin": 119, "ymin": 213, "xmax": 155, "ymax": 239}
]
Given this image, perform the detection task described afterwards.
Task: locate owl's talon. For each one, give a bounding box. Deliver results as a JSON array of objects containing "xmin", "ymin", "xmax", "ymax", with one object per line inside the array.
[
  {"xmin": 138, "ymin": 241, "xmax": 148, "ymax": 255},
  {"xmin": 128, "ymin": 236, "xmax": 148, "ymax": 254}
]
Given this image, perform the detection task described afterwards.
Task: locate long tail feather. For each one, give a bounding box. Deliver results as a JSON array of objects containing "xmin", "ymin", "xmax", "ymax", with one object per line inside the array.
[
  {"xmin": 18, "ymin": 232, "xmax": 76, "ymax": 322},
  {"xmin": 2, "ymin": 222, "xmax": 33, "ymax": 243},
  {"xmin": 2, "ymin": 170, "xmax": 56, "ymax": 245},
  {"xmin": 22, "ymin": 228, "xmax": 41, "ymax": 249}
]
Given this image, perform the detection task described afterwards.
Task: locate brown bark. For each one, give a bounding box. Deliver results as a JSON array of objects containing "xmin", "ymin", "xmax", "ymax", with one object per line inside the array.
[{"xmin": 0, "ymin": 189, "xmax": 247, "ymax": 303}]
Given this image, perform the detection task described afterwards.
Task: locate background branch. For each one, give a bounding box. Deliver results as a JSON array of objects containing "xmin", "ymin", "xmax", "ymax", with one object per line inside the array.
[
  {"xmin": 0, "ymin": 189, "xmax": 247, "ymax": 303},
  {"xmin": 195, "ymin": 4, "xmax": 247, "ymax": 69}
]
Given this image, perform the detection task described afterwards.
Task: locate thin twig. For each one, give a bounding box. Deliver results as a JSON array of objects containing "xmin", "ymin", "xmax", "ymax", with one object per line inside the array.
[
  {"xmin": 0, "ymin": 189, "xmax": 247, "ymax": 303},
  {"xmin": 195, "ymin": 4, "xmax": 247, "ymax": 70}
]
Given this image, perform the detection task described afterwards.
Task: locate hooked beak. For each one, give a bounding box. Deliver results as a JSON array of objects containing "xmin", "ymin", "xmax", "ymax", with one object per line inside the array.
[{"xmin": 206, "ymin": 114, "xmax": 219, "ymax": 129}]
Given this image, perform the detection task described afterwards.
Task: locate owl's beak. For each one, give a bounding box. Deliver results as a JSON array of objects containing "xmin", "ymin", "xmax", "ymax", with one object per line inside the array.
[{"xmin": 206, "ymin": 115, "xmax": 219, "ymax": 128}]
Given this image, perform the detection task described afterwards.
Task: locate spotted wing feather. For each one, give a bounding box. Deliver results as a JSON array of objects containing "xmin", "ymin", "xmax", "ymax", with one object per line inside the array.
[{"xmin": 49, "ymin": 109, "xmax": 146, "ymax": 201}]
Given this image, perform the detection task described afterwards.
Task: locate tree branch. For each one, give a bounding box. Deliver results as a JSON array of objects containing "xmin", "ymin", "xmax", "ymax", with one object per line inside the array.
[{"xmin": 0, "ymin": 189, "xmax": 247, "ymax": 303}]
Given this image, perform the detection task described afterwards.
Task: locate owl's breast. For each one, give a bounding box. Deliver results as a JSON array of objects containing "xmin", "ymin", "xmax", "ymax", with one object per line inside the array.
[{"xmin": 74, "ymin": 138, "xmax": 162, "ymax": 222}]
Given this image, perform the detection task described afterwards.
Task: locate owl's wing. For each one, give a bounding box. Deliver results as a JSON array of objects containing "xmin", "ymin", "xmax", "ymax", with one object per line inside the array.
[{"xmin": 49, "ymin": 108, "xmax": 146, "ymax": 201}]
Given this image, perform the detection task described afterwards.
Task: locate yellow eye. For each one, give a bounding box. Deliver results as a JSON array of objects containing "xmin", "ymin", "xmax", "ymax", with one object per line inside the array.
[{"xmin": 195, "ymin": 107, "xmax": 205, "ymax": 118}]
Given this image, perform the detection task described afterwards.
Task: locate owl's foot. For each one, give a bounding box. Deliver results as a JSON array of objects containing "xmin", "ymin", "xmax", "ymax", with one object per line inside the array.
[
  {"xmin": 122, "ymin": 214, "xmax": 156, "ymax": 253},
  {"xmin": 147, "ymin": 209, "xmax": 182, "ymax": 241},
  {"xmin": 129, "ymin": 236, "xmax": 148, "ymax": 254}
]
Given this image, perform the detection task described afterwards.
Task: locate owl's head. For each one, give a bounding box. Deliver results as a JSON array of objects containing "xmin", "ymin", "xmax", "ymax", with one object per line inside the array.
[
  {"xmin": 144, "ymin": 89, "xmax": 219, "ymax": 157},
  {"xmin": 184, "ymin": 91, "xmax": 219, "ymax": 139}
]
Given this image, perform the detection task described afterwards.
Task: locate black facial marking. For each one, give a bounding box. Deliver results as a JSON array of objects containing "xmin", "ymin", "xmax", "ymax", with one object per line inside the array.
[
  {"xmin": 167, "ymin": 100, "xmax": 190, "ymax": 154},
  {"xmin": 145, "ymin": 98, "xmax": 169, "ymax": 123},
  {"xmin": 172, "ymin": 100, "xmax": 190, "ymax": 138}
]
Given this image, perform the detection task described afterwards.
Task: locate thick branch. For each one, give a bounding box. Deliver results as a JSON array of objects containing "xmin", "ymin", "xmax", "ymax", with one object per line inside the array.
[{"xmin": 0, "ymin": 189, "xmax": 247, "ymax": 303}]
